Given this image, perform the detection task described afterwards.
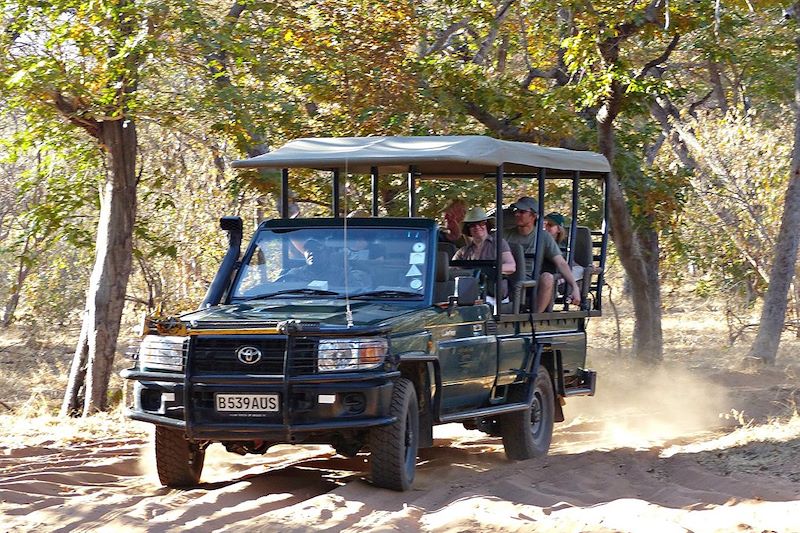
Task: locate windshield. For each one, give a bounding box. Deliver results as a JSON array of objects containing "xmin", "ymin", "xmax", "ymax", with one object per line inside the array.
[{"xmin": 231, "ymin": 226, "xmax": 431, "ymax": 301}]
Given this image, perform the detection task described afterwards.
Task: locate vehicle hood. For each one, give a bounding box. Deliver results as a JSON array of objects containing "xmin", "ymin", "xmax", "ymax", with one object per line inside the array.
[{"xmin": 179, "ymin": 299, "xmax": 423, "ymax": 330}]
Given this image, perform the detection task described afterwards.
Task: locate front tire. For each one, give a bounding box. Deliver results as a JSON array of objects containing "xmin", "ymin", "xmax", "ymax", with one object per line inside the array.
[
  {"xmin": 155, "ymin": 426, "xmax": 205, "ymax": 487},
  {"xmin": 500, "ymin": 365, "xmax": 555, "ymax": 460},
  {"xmin": 369, "ymin": 378, "xmax": 419, "ymax": 491}
]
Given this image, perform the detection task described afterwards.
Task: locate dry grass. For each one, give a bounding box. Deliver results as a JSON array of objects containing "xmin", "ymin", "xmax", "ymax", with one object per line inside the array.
[
  {"xmin": 0, "ymin": 408, "xmax": 148, "ymax": 449},
  {"xmin": 0, "ymin": 324, "xmax": 132, "ymax": 413},
  {"xmin": 663, "ymin": 410, "xmax": 800, "ymax": 457}
]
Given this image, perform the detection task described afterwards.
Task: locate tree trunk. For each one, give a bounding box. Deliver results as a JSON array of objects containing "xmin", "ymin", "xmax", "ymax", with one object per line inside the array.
[
  {"xmin": 747, "ymin": 31, "xmax": 800, "ymax": 364},
  {"xmin": 1, "ymin": 262, "xmax": 30, "ymax": 327},
  {"xmin": 598, "ymin": 107, "xmax": 664, "ymax": 362},
  {"xmin": 62, "ymin": 118, "xmax": 138, "ymax": 415},
  {"xmin": 1, "ymin": 236, "xmax": 34, "ymax": 326},
  {"xmin": 60, "ymin": 312, "xmax": 89, "ymax": 416},
  {"xmin": 637, "ymin": 223, "xmax": 664, "ymax": 357}
]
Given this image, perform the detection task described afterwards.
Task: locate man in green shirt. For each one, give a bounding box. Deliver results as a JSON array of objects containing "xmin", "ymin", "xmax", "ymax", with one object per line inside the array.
[{"xmin": 503, "ymin": 196, "xmax": 581, "ymax": 312}]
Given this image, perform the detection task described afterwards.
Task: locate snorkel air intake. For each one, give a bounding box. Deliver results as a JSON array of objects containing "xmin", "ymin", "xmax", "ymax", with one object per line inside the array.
[{"xmin": 200, "ymin": 216, "xmax": 243, "ymax": 308}]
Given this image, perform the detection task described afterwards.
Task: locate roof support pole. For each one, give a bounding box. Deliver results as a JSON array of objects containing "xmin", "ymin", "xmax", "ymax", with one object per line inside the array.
[
  {"xmin": 531, "ymin": 169, "xmax": 546, "ymax": 307},
  {"xmin": 371, "ymin": 166, "xmax": 379, "ymax": 217},
  {"xmin": 568, "ymin": 171, "xmax": 580, "ymax": 265},
  {"xmin": 495, "ymin": 165, "xmax": 504, "ymax": 317},
  {"xmin": 408, "ymin": 166, "xmax": 417, "ymax": 217},
  {"xmin": 332, "ymin": 169, "xmax": 341, "ymax": 218},
  {"xmin": 281, "ymin": 168, "xmax": 290, "ymax": 219}
]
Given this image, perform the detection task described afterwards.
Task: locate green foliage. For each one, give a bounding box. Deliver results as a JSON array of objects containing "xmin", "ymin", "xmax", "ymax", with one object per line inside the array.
[
  {"xmin": 0, "ymin": 109, "xmax": 101, "ymax": 326},
  {"xmin": 0, "ymin": 0, "xmax": 798, "ymax": 331},
  {"xmin": 1, "ymin": 0, "xmax": 170, "ymax": 119}
]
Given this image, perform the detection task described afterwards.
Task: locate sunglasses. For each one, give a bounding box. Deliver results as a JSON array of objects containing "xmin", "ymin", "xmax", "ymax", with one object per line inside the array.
[{"xmin": 466, "ymin": 220, "xmax": 488, "ymax": 230}]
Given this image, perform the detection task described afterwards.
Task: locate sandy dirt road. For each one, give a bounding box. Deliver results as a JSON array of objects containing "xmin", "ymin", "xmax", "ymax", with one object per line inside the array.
[{"xmin": 2, "ymin": 365, "xmax": 799, "ymax": 532}]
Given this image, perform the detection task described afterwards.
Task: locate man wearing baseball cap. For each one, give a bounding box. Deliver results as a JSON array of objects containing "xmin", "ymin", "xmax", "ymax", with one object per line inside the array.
[{"xmin": 503, "ymin": 197, "xmax": 580, "ymax": 312}]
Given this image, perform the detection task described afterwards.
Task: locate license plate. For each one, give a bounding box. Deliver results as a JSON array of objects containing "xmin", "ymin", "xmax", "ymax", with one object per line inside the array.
[{"xmin": 215, "ymin": 393, "xmax": 279, "ymax": 412}]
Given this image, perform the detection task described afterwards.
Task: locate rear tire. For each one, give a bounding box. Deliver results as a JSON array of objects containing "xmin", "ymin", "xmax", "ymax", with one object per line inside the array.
[
  {"xmin": 155, "ymin": 426, "xmax": 205, "ymax": 487},
  {"xmin": 369, "ymin": 378, "xmax": 419, "ymax": 491},
  {"xmin": 500, "ymin": 365, "xmax": 555, "ymax": 460}
]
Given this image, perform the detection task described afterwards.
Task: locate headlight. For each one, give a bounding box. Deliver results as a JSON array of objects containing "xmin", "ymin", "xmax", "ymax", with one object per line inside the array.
[
  {"xmin": 318, "ymin": 338, "xmax": 388, "ymax": 372},
  {"xmin": 139, "ymin": 335, "xmax": 187, "ymax": 371}
]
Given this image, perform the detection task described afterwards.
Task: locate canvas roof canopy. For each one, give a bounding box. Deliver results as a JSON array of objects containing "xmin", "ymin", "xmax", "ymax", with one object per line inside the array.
[{"xmin": 231, "ymin": 136, "xmax": 610, "ymax": 175}]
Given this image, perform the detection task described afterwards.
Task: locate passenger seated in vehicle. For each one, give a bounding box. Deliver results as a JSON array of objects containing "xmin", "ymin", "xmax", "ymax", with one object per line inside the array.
[
  {"xmin": 453, "ymin": 207, "xmax": 515, "ymax": 299},
  {"xmin": 544, "ymin": 212, "xmax": 568, "ymax": 247},
  {"xmin": 346, "ymin": 234, "xmax": 385, "ymax": 261},
  {"xmin": 544, "ymin": 211, "xmax": 584, "ymax": 292},
  {"xmin": 503, "ymin": 197, "xmax": 579, "ymax": 312},
  {"xmin": 343, "ymin": 210, "xmax": 386, "ymax": 261}
]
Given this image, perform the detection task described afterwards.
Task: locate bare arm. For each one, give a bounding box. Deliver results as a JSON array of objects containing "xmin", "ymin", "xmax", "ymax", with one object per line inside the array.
[
  {"xmin": 501, "ymin": 250, "xmax": 516, "ymax": 275},
  {"xmin": 552, "ymin": 255, "xmax": 580, "ymax": 305}
]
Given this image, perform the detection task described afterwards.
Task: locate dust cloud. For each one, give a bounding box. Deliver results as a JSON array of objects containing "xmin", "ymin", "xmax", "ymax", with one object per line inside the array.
[{"xmin": 553, "ymin": 361, "xmax": 731, "ymax": 454}]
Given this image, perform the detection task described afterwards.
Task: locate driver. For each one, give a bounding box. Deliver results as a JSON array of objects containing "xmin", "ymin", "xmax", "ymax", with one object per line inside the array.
[
  {"xmin": 280, "ymin": 238, "xmax": 373, "ymax": 288},
  {"xmin": 280, "ymin": 238, "xmax": 330, "ymax": 282}
]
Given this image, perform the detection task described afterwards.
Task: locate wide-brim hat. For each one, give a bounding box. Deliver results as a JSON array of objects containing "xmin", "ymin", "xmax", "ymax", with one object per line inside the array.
[{"xmin": 462, "ymin": 207, "xmax": 494, "ymax": 232}]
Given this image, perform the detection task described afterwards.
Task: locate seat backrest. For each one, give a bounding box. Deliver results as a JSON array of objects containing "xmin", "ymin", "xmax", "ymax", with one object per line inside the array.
[
  {"xmin": 572, "ymin": 226, "xmax": 593, "ymax": 268},
  {"xmin": 502, "ymin": 206, "xmax": 516, "ymax": 230},
  {"xmin": 435, "ymin": 250, "xmax": 450, "ymax": 282},
  {"xmin": 437, "ymin": 240, "xmax": 457, "ymax": 260},
  {"xmin": 433, "ymin": 251, "xmax": 455, "ymax": 303}
]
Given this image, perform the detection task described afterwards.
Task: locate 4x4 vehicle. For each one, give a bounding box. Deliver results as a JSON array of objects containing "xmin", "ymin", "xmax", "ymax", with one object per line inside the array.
[{"xmin": 122, "ymin": 136, "xmax": 610, "ymax": 491}]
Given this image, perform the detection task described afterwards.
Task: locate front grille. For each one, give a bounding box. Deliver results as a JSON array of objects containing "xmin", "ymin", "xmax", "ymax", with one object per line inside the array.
[
  {"xmin": 190, "ymin": 336, "xmax": 318, "ymax": 375},
  {"xmin": 288, "ymin": 338, "xmax": 318, "ymax": 375}
]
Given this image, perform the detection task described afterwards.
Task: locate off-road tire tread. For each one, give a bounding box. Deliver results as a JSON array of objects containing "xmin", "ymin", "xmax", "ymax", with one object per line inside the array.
[
  {"xmin": 500, "ymin": 366, "xmax": 554, "ymax": 461},
  {"xmin": 155, "ymin": 426, "xmax": 204, "ymax": 487},
  {"xmin": 370, "ymin": 378, "xmax": 418, "ymax": 491}
]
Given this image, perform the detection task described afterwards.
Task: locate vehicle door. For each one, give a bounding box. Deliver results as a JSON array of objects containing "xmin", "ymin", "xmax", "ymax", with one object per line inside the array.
[{"xmin": 435, "ymin": 303, "xmax": 497, "ymax": 415}]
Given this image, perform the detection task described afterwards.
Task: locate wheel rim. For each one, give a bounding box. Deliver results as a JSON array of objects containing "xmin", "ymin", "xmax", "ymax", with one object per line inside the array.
[{"xmin": 530, "ymin": 391, "xmax": 543, "ymax": 440}]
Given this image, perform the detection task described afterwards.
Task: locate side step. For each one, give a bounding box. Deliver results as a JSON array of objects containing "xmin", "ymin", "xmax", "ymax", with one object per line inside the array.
[{"xmin": 564, "ymin": 368, "xmax": 597, "ymax": 397}]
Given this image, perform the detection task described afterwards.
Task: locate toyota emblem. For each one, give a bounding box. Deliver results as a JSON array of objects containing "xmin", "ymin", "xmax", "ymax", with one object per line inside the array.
[{"xmin": 236, "ymin": 346, "xmax": 262, "ymax": 365}]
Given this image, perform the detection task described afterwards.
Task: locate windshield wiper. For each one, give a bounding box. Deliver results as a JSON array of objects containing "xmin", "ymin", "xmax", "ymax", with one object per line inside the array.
[
  {"xmin": 350, "ymin": 290, "xmax": 424, "ymax": 300},
  {"xmin": 240, "ymin": 288, "xmax": 340, "ymax": 301}
]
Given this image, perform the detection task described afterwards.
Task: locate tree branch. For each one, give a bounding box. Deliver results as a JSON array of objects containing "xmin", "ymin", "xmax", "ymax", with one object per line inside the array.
[
  {"xmin": 636, "ymin": 34, "xmax": 680, "ymax": 80},
  {"xmin": 463, "ymin": 101, "xmax": 545, "ymax": 142},
  {"xmin": 521, "ymin": 66, "xmax": 563, "ymax": 87},
  {"xmin": 472, "ymin": 0, "xmax": 517, "ymax": 65},
  {"xmin": 688, "ymin": 89, "xmax": 715, "ymax": 117},
  {"xmin": 649, "ymin": 96, "xmax": 773, "ymax": 283},
  {"xmin": 50, "ymin": 91, "xmax": 101, "ymax": 139},
  {"xmin": 420, "ymin": 19, "xmax": 470, "ymax": 56}
]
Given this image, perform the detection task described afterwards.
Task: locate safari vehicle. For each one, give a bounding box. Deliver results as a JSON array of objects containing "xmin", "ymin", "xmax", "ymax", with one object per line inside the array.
[{"xmin": 122, "ymin": 136, "xmax": 610, "ymax": 491}]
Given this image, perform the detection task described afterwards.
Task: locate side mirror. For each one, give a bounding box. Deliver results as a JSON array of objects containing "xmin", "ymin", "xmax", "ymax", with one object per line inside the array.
[
  {"xmin": 454, "ymin": 276, "xmax": 479, "ymax": 306},
  {"xmin": 220, "ymin": 216, "xmax": 243, "ymax": 232}
]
